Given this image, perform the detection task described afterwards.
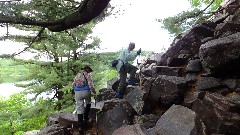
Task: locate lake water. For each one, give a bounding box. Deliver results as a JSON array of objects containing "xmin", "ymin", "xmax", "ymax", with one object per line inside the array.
[
  {"xmin": 0, "ymin": 83, "xmax": 25, "ymax": 98},
  {"xmin": 0, "ymin": 82, "xmax": 54, "ymax": 99}
]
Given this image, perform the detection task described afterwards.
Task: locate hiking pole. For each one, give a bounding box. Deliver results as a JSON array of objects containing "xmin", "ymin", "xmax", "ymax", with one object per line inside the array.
[
  {"xmin": 94, "ymin": 96, "xmax": 97, "ymax": 107},
  {"xmin": 94, "ymin": 95, "xmax": 98, "ymax": 135},
  {"xmin": 137, "ymin": 52, "xmax": 142, "ymax": 87}
]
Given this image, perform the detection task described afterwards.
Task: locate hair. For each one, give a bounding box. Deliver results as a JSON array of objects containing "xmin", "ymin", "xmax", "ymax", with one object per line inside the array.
[{"xmin": 129, "ymin": 42, "xmax": 135, "ymax": 46}]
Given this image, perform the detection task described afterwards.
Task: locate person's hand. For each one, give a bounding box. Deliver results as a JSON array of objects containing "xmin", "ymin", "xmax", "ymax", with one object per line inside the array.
[
  {"xmin": 137, "ymin": 48, "xmax": 141, "ymax": 55},
  {"xmin": 91, "ymin": 88, "xmax": 96, "ymax": 94}
]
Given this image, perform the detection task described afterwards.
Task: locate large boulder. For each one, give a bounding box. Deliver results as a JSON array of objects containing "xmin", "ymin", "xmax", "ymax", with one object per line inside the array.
[
  {"xmin": 149, "ymin": 75, "xmax": 188, "ymax": 106},
  {"xmin": 126, "ymin": 86, "xmax": 149, "ymax": 115},
  {"xmin": 196, "ymin": 77, "xmax": 222, "ymax": 91},
  {"xmin": 112, "ymin": 124, "xmax": 148, "ymax": 135},
  {"xmin": 186, "ymin": 59, "xmax": 202, "ymax": 73},
  {"xmin": 199, "ymin": 32, "xmax": 240, "ymax": 76},
  {"xmin": 192, "ymin": 93, "xmax": 240, "ymax": 134},
  {"xmin": 97, "ymin": 106, "xmax": 134, "ymax": 135},
  {"xmin": 150, "ymin": 105, "xmax": 206, "ymax": 135}
]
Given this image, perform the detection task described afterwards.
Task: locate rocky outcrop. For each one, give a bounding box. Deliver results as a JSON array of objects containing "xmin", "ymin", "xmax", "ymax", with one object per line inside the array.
[{"xmin": 95, "ymin": 1, "xmax": 240, "ymax": 134}]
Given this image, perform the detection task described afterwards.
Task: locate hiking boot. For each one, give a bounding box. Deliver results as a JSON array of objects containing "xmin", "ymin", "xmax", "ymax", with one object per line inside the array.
[
  {"xmin": 84, "ymin": 104, "xmax": 91, "ymax": 129},
  {"xmin": 128, "ymin": 77, "xmax": 136, "ymax": 86},
  {"xmin": 79, "ymin": 128, "xmax": 84, "ymax": 135},
  {"xmin": 78, "ymin": 114, "xmax": 84, "ymax": 134},
  {"xmin": 114, "ymin": 92, "xmax": 123, "ymax": 99}
]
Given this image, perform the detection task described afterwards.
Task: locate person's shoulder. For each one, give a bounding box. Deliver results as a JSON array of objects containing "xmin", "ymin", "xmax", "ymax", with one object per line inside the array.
[
  {"xmin": 122, "ymin": 48, "xmax": 128, "ymax": 52},
  {"xmin": 77, "ymin": 71, "xmax": 84, "ymax": 75},
  {"xmin": 78, "ymin": 71, "xmax": 84, "ymax": 74}
]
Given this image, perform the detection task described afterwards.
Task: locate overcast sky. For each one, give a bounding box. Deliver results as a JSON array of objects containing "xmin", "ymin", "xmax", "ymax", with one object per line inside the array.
[{"xmin": 94, "ymin": 0, "xmax": 191, "ymax": 52}]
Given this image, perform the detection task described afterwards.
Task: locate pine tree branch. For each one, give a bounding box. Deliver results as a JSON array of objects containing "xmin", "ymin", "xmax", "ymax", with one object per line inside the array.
[
  {"xmin": 0, "ymin": 0, "xmax": 111, "ymax": 32},
  {"xmin": 12, "ymin": 27, "xmax": 45, "ymax": 56},
  {"xmin": 174, "ymin": 0, "xmax": 215, "ymax": 23}
]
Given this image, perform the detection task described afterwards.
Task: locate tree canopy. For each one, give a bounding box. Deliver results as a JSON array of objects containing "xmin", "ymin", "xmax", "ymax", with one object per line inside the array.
[
  {"xmin": 0, "ymin": 0, "xmax": 111, "ymax": 32},
  {"xmin": 160, "ymin": 0, "xmax": 224, "ymax": 36}
]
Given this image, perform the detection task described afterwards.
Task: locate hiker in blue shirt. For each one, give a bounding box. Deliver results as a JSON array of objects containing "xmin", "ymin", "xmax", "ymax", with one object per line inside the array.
[{"xmin": 114, "ymin": 42, "xmax": 141, "ymax": 99}]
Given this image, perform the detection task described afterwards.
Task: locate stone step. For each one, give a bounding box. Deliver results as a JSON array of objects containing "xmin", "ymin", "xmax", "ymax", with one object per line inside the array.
[{"xmin": 151, "ymin": 66, "xmax": 184, "ymax": 77}]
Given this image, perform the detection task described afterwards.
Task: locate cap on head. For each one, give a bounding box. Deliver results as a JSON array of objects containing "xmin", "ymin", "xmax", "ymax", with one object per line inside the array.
[{"xmin": 81, "ymin": 65, "xmax": 93, "ymax": 72}]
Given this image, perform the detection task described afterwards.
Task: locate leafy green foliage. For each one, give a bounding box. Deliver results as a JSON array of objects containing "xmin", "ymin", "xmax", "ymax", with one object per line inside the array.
[
  {"xmin": 161, "ymin": 0, "xmax": 223, "ymax": 36},
  {"xmin": 0, "ymin": 94, "xmax": 52, "ymax": 134},
  {"xmin": 189, "ymin": 0, "xmax": 223, "ymax": 10},
  {"xmin": 161, "ymin": 8, "xmax": 209, "ymax": 36},
  {"xmin": 87, "ymin": 52, "xmax": 119, "ymax": 90}
]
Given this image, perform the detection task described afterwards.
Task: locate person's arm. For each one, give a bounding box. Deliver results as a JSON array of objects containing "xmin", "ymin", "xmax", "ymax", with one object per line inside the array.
[{"xmin": 87, "ymin": 74, "xmax": 94, "ymax": 88}]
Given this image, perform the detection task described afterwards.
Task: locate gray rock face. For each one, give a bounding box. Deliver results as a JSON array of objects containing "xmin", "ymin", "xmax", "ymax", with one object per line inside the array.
[
  {"xmin": 196, "ymin": 77, "xmax": 222, "ymax": 91},
  {"xmin": 126, "ymin": 86, "xmax": 147, "ymax": 115},
  {"xmin": 183, "ymin": 91, "xmax": 205, "ymax": 108},
  {"xmin": 149, "ymin": 75, "xmax": 187, "ymax": 106},
  {"xmin": 23, "ymin": 130, "xmax": 40, "ymax": 135},
  {"xmin": 214, "ymin": 22, "xmax": 240, "ymax": 37},
  {"xmin": 192, "ymin": 93, "xmax": 240, "ymax": 135},
  {"xmin": 38, "ymin": 124, "xmax": 64, "ymax": 135},
  {"xmin": 46, "ymin": 113, "xmax": 60, "ymax": 126},
  {"xmin": 151, "ymin": 105, "xmax": 206, "ymax": 135},
  {"xmin": 152, "ymin": 66, "xmax": 183, "ymax": 77},
  {"xmin": 199, "ymin": 32, "xmax": 240, "ymax": 76},
  {"xmin": 133, "ymin": 114, "xmax": 161, "ymax": 129},
  {"xmin": 58, "ymin": 112, "xmax": 77, "ymax": 128},
  {"xmin": 96, "ymin": 88, "xmax": 115, "ymax": 102},
  {"xmin": 186, "ymin": 59, "xmax": 202, "ymax": 73},
  {"xmin": 141, "ymin": 66, "xmax": 153, "ymax": 77},
  {"xmin": 222, "ymin": 78, "xmax": 238, "ymax": 89},
  {"xmin": 112, "ymin": 124, "xmax": 148, "ymax": 135},
  {"xmin": 141, "ymin": 77, "xmax": 155, "ymax": 95},
  {"xmin": 97, "ymin": 106, "xmax": 133, "ymax": 135}
]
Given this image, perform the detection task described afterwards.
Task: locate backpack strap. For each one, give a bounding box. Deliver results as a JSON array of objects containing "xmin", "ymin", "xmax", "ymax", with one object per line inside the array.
[{"xmin": 82, "ymin": 72, "xmax": 88, "ymax": 84}]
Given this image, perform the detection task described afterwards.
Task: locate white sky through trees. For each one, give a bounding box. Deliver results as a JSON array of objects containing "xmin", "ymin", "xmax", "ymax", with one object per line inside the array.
[
  {"xmin": 0, "ymin": 0, "xmax": 191, "ymax": 57},
  {"xmin": 94, "ymin": 0, "xmax": 191, "ymax": 52}
]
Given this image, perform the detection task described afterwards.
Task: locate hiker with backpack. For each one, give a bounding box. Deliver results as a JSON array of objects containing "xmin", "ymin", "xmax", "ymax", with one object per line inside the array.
[
  {"xmin": 112, "ymin": 42, "xmax": 141, "ymax": 99},
  {"xmin": 72, "ymin": 65, "xmax": 96, "ymax": 134}
]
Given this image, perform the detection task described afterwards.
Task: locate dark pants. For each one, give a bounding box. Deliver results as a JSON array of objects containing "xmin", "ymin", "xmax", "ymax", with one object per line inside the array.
[{"xmin": 117, "ymin": 63, "xmax": 137, "ymax": 93}]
